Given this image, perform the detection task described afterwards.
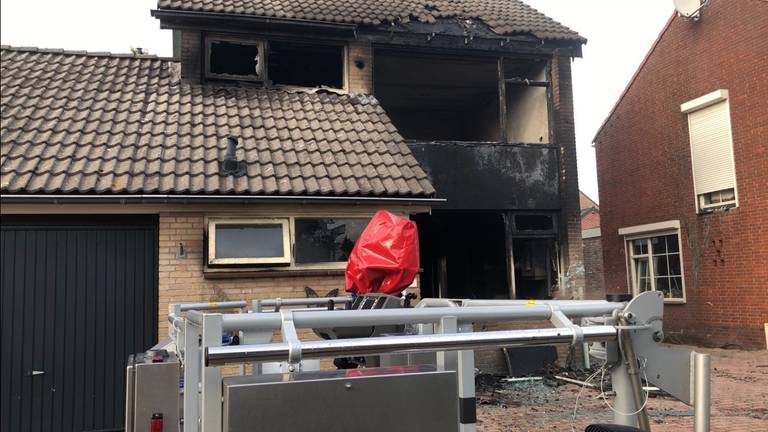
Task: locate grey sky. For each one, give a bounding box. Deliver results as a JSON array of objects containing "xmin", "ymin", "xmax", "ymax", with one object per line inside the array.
[{"xmin": 0, "ymin": 0, "xmax": 674, "ymax": 202}]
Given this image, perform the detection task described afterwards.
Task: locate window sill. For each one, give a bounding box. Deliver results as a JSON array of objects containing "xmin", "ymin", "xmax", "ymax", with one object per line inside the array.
[
  {"xmin": 203, "ymin": 267, "xmax": 345, "ymax": 279},
  {"xmin": 663, "ymin": 298, "xmax": 686, "ymax": 305}
]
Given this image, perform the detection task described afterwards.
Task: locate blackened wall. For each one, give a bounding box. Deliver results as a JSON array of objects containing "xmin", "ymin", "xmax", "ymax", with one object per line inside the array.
[{"xmin": 408, "ymin": 142, "xmax": 559, "ymax": 210}]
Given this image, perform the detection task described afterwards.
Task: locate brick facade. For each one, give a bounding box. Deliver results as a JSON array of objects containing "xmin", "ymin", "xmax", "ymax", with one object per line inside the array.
[
  {"xmin": 552, "ymin": 54, "xmax": 586, "ymax": 299},
  {"xmin": 595, "ymin": 1, "xmax": 768, "ymax": 349},
  {"xmin": 582, "ymin": 236, "xmax": 605, "ymax": 300},
  {"xmin": 346, "ymin": 41, "xmax": 373, "ymax": 94}
]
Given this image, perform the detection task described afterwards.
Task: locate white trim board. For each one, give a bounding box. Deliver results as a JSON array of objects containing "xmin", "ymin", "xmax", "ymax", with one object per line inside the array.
[
  {"xmin": 618, "ymin": 220, "xmax": 680, "ymax": 236},
  {"xmin": 681, "ymin": 89, "xmax": 728, "ymax": 113},
  {"xmin": 582, "ymin": 227, "xmax": 601, "ymax": 239}
]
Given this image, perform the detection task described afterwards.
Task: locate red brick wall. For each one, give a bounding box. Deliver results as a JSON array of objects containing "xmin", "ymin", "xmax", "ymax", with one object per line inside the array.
[
  {"xmin": 583, "ymin": 236, "xmax": 606, "ymax": 300},
  {"xmin": 595, "ymin": 1, "xmax": 768, "ymax": 349}
]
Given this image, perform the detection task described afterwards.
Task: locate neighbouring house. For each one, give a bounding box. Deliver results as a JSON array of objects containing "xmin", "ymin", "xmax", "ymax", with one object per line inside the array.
[
  {"xmin": 580, "ymin": 191, "xmax": 605, "ymax": 299},
  {"xmin": 594, "ymin": 0, "xmax": 767, "ymax": 350},
  {"xmin": 0, "ymin": 1, "xmax": 586, "ymax": 429}
]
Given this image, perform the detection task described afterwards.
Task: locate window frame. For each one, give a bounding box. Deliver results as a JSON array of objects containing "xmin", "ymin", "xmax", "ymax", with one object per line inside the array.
[
  {"xmin": 203, "ymin": 34, "xmax": 349, "ymax": 91},
  {"xmin": 205, "ymin": 214, "xmax": 375, "ymax": 271},
  {"xmin": 622, "ymin": 227, "xmax": 686, "ymax": 304},
  {"xmin": 207, "ymin": 217, "xmax": 291, "ymax": 265},
  {"xmin": 681, "ymin": 89, "xmax": 739, "ymax": 214}
]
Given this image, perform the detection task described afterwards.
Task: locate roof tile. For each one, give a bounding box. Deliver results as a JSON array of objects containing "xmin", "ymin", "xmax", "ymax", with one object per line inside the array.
[{"xmin": 1, "ymin": 46, "xmax": 435, "ymax": 197}]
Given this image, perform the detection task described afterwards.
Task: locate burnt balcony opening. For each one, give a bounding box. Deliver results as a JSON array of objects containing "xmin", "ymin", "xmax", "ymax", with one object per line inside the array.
[
  {"xmin": 267, "ymin": 41, "xmax": 344, "ymax": 89},
  {"xmin": 374, "ymin": 51, "xmax": 501, "ymax": 142},
  {"xmin": 503, "ymin": 58, "xmax": 551, "ymax": 144}
]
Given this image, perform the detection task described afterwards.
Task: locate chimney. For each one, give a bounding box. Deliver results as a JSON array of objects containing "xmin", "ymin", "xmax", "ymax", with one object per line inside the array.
[{"xmin": 219, "ymin": 136, "xmax": 246, "ymax": 176}]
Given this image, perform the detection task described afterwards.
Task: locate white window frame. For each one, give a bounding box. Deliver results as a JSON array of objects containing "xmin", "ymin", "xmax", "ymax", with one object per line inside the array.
[
  {"xmin": 207, "ymin": 217, "xmax": 291, "ymax": 265},
  {"xmin": 619, "ymin": 221, "xmax": 686, "ymax": 304},
  {"xmin": 681, "ymin": 89, "xmax": 739, "ymax": 213}
]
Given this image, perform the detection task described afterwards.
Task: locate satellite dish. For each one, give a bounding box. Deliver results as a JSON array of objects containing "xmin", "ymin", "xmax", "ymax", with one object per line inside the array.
[{"xmin": 673, "ymin": 0, "xmax": 708, "ymax": 20}]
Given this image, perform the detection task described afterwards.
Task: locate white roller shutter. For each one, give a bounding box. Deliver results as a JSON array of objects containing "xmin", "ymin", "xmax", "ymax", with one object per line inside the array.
[{"xmin": 686, "ymin": 99, "xmax": 736, "ymax": 195}]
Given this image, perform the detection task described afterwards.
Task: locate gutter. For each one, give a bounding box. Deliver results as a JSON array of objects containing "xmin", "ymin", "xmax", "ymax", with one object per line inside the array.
[
  {"xmin": 151, "ymin": 9, "xmax": 358, "ymax": 36},
  {"xmin": 0, "ymin": 194, "xmax": 446, "ymax": 206}
]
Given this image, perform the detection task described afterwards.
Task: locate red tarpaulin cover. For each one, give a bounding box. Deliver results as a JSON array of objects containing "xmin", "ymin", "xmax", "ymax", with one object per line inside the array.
[{"xmin": 345, "ymin": 210, "xmax": 420, "ymax": 296}]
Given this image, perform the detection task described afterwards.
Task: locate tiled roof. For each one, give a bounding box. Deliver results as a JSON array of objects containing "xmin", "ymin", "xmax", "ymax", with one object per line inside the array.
[
  {"xmin": 156, "ymin": 0, "xmax": 585, "ymax": 42},
  {"xmin": 0, "ymin": 46, "xmax": 435, "ymax": 197},
  {"xmin": 579, "ymin": 191, "xmax": 600, "ymax": 230}
]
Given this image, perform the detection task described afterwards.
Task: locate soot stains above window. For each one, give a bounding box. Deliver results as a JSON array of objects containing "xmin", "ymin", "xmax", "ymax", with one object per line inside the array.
[
  {"xmin": 268, "ymin": 41, "xmax": 344, "ymax": 89},
  {"xmin": 208, "ymin": 40, "xmax": 263, "ymax": 80}
]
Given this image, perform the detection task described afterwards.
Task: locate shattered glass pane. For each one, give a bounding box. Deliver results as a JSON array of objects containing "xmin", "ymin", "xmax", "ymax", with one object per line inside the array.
[{"xmin": 294, "ymin": 218, "xmax": 369, "ymax": 263}]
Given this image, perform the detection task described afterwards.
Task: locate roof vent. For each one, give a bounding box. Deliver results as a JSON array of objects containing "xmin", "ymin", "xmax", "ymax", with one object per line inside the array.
[{"xmin": 219, "ymin": 136, "xmax": 246, "ymax": 177}]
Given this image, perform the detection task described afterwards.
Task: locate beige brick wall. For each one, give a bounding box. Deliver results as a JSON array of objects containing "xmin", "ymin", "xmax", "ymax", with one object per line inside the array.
[
  {"xmin": 158, "ymin": 212, "xmax": 346, "ymax": 336},
  {"xmin": 179, "ymin": 30, "xmax": 202, "ymax": 84},
  {"xmin": 347, "ymin": 41, "xmax": 373, "ymax": 94}
]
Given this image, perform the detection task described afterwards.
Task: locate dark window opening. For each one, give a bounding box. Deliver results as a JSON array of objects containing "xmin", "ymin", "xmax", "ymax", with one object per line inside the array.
[
  {"xmin": 374, "ymin": 52, "xmax": 501, "ymax": 142},
  {"xmin": 513, "ymin": 238, "xmax": 557, "ymax": 299},
  {"xmin": 414, "ymin": 212, "xmax": 510, "ymax": 299},
  {"xmin": 294, "ymin": 218, "xmax": 369, "ymax": 264},
  {"xmin": 208, "ymin": 40, "xmax": 263, "ymax": 79},
  {"xmin": 514, "ymin": 214, "xmax": 554, "ymax": 232},
  {"xmin": 268, "ymin": 41, "xmax": 344, "ymax": 89}
]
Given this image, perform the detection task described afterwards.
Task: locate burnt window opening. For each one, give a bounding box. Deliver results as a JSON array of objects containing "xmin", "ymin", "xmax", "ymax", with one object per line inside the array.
[
  {"xmin": 268, "ymin": 41, "xmax": 344, "ymax": 89},
  {"xmin": 513, "ymin": 238, "xmax": 557, "ymax": 300},
  {"xmin": 374, "ymin": 52, "xmax": 501, "ymax": 142},
  {"xmin": 514, "ymin": 214, "xmax": 554, "ymax": 232},
  {"xmin": 207, "ymin": 40, "xmax": 264, "ymax": 80}
]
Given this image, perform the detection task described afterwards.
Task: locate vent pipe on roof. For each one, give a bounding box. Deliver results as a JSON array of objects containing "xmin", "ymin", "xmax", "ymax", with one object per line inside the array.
[{"xmin": 219, "ymin": 136, "xmax": 246, "ymax": 177}]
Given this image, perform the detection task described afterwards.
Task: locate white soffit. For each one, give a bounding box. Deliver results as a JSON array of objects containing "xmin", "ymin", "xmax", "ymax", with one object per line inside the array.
[
  {"xmin": 681, "ymin": 89, "xmax": 729, "ymax": 113},
  {"xmin": 618, "ymin": 220, "xmax": 681, "ymax": 236}
]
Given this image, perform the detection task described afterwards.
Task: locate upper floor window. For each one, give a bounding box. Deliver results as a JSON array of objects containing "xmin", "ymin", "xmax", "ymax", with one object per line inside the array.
[
  {"xmin": 207, "ymin": 40, "xmax": 265, "ymax": 81},
  {"xmin": 681, "ymin": 90, "xmax": 738, "ymax": 213},
  {"xmin": 205, "ymin": 36, "xmax": 344, "ymax": 90}
]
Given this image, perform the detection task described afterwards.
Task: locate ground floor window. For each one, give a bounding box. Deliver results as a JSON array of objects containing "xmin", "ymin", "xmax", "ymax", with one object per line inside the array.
[
  {"xmin": 207, "ymin": 216, "xmax": 371, "ymax": 269},
  {"xmin": 627, "ymin": 232, "xmax": 685, "ymax": 302}
]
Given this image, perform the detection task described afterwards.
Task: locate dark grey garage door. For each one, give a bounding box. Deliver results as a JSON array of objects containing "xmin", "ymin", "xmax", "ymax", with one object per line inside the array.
[{"xmin": 1, "ymin": 215, "xmax": 158, "ymax": 432}]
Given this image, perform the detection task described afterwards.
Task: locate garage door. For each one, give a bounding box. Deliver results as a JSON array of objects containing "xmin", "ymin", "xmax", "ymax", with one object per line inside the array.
[{"xmin": 1, "ymin": 215, "xmax": 158, "ymax": 432}]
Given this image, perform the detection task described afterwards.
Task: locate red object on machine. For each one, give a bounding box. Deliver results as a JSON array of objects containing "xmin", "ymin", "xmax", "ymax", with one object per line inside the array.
[{"xmin": 345, "ymin": 210, "xmax": 420, "ymax": 296}]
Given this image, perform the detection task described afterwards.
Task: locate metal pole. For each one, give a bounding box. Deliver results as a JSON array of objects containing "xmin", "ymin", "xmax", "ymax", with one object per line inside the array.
[
  {"xmin": 618, "ymin": 322, "xmax": 651, "ymax": 432},
  {"xmin": 179, "ymin": 301, "xmax": 248, "ymax": 312},
  {"xmin": 206, "ymin": 325, "xmax": 618, "ymax": 365},
  {"xmin": 256, "ymin": 297, "xmax": 351, "ymax": 307},
  {"xmin": 694, "ymin": 353, "xmax": 711, "ymax": 432},
  {"xmin": 214, "ymin": 303, "xmax": 624, "ymax": 332}
]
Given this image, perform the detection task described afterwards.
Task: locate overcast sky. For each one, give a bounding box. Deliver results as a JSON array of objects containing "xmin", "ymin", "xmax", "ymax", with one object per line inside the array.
[{"xmin": 0, "ymin": 0, "xmax": 674, "ymax": 202}]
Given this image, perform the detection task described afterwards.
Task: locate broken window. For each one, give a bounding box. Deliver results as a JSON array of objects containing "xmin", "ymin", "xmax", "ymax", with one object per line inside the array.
[
  {"xmin": 374, "ymin": 51, "xmax": 501, "ymax": 142},
  {"xmin": 205, "ymin": 38, "xmax": 343, "ymax": 88},
  {"xmin": 268, "ymin": 41, "xmax": 344, "ymax": 89},
  {"xmin": 502, "ymin": 59, "xmax": 551, "ymax": 144},
  {"xmin": 294, "ymin": 218, "xmax": 368, "ymax": 264},
  {"xmin": 207, "ymin": 40, "xmax": 264, "ymax": 81}
]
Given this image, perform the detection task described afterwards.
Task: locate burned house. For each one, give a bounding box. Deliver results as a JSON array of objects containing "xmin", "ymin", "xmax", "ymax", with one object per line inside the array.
[
  {"xmin": 152, "ymin": 0, "xmax": 587, "ymax": 302},
  {"xmin": 0, "ymin": 1, "xmax": 586, "ymax": 429}
]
